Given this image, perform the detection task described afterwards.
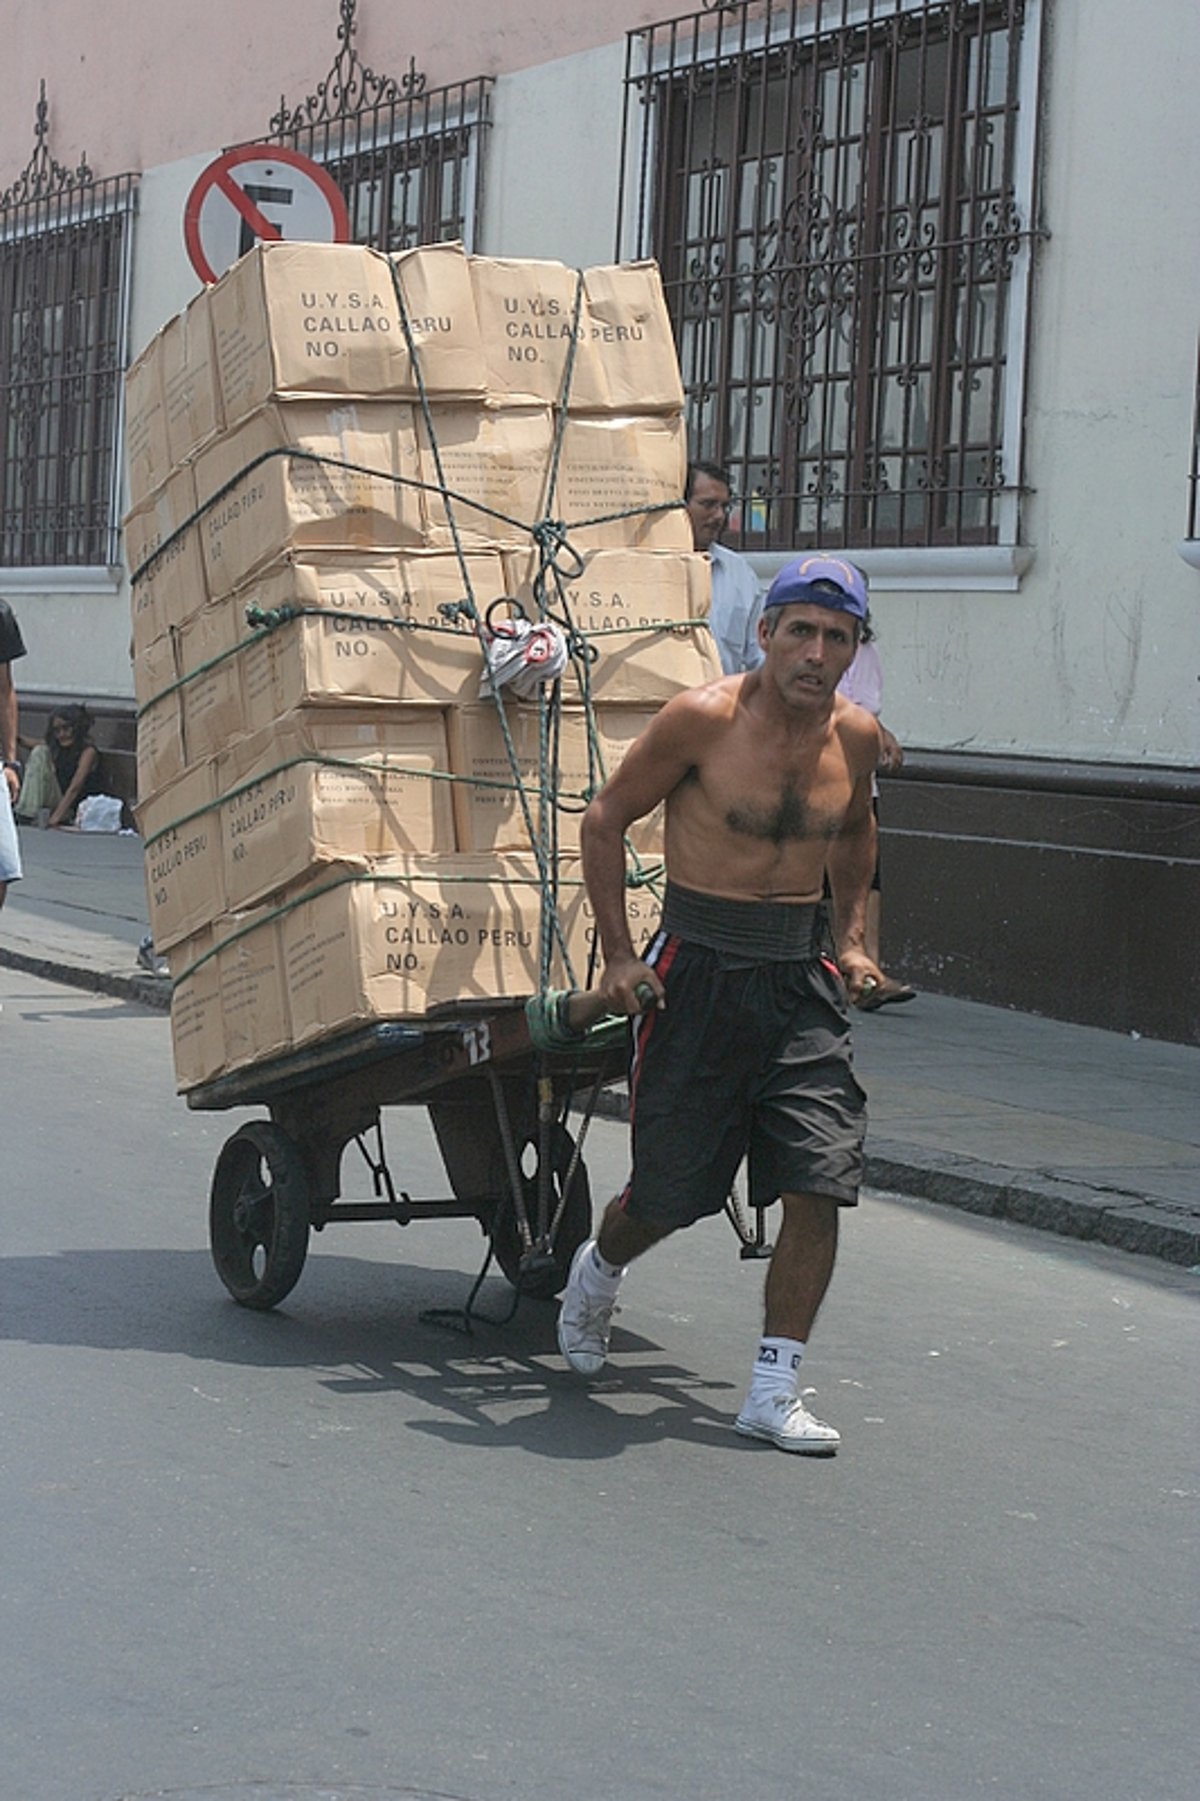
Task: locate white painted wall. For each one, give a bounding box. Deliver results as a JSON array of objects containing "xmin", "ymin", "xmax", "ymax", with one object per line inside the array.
[
  {"xmin": 128, "ymin": 153, "xmax": 219, "ymax": 361},
  {"xmin": 866, "ymin": 0, "xmax": 1200, "ymax": 766},
  {"xmin": 481, "ymin": 43, "xmax": 629, "ymax": 267}
]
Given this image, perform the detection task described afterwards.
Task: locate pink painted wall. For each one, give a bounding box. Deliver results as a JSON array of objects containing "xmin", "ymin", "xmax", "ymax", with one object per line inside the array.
[{"xmin": 1, "ymin": 0, "xmax": 672, "ymax": 182}]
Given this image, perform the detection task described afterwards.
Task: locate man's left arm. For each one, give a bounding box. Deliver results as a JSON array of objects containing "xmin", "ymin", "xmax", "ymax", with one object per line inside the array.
[{"xmin": 826, "ymin": 751, "xmax": 883, "ymax": 1002}]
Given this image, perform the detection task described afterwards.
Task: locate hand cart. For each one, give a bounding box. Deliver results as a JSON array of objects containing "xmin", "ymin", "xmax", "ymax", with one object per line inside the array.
[{"xmin": 186, "ymin": 989, "xmax": 629, "ymax": 1313}]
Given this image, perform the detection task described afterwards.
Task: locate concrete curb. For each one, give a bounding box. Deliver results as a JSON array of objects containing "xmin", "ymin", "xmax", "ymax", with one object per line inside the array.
[
  {"xmin": 589, "ymin": 1088, "xmax": 1200, "ymax": 1269},
  {"xmin": 0, "ymin": 947, "xmax": 172, "ymax": 1012}
]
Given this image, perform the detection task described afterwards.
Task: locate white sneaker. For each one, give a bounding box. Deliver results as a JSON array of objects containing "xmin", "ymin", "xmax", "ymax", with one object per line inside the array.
[
  {"xmin": 557, "ymin": 1241, "xmax": 618, "ymax": 1377},
  {"xmin": 734, "ymin": 1390, "xmax": 840, "ymax": 1454}
]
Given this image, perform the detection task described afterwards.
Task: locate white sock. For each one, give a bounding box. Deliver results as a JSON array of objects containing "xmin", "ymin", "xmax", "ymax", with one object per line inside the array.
[
  {"xmin": 748, "ymin": 1336, "xmax": 805, "ymax": 1405},
  {"xmin": 581, "ymin": 1241, "xmax": 625, "ymax": 1294}
]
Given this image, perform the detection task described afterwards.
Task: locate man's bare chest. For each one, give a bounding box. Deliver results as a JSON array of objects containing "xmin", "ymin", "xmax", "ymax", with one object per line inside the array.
[
  {"xmin": 675, "ymin": 740, "xmax": 853, "ymax": 848},
  {"xmin": 724, "ymin": 778, "xmax": 844, "ymax": 846}
]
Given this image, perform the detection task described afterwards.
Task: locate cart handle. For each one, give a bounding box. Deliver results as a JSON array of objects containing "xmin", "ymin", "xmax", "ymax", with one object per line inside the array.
[{"xmin": 525, "ymin": 984, "xmax": 658, "ymax": 1054}]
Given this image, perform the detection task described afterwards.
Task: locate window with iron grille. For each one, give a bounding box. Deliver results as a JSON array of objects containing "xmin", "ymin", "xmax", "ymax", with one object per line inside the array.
[
  {"xmin": 620, "ymin": 0, "xmax": 1043, "ymax": 551},
  {"xmin": 265, "ymin": 0, "xmax": 492, "ymax": 252},
  {"xmin": 0, "ymin": 86, "xmax": 137, "ymax": 568}
]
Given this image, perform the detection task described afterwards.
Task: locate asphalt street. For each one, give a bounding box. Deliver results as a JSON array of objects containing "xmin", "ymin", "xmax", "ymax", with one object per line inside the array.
[{"xmin": 2, "ymin": 966, "xmax": 1197, "ymax": 1801}]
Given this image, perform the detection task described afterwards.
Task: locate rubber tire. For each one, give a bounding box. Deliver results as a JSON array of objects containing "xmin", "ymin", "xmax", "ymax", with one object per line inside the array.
[
  {"xmin": 209, "ymin": 1121, "xmax": 311, "ymax": 1309},
  {"xmin": 489, "ymin": 1121, "xmax": 592, "ymax": 1300}
]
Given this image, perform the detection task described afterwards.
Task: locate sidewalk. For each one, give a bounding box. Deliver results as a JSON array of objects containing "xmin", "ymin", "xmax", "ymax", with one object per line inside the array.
[{"xmin": 3, "ymin": 821, "xmax": 1198, "ymax": 1267}]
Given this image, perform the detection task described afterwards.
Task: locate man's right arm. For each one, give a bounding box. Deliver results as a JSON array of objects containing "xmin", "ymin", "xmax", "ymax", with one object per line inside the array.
[{"xmin": 579, "ymin": 695, "xmax": 705, "ymax": 1012}]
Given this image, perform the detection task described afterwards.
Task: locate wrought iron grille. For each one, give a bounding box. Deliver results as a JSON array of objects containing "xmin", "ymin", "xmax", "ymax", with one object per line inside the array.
[
  {"xmin": 265, "ymin": 0, "xmax": 492, "ymax": 251},
  {"xmin": 0, "ymin": 84, "xmax": 137, "ymax": 567},
  {"xmin": 620, "ymin": 0, "xmax": 1041, "ymax": 550}
]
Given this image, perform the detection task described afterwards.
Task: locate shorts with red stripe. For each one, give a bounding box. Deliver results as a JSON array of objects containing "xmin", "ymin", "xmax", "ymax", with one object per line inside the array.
[{"xmin": 619, "ymin": 901, "xmax": 866, "ymax": 1230}]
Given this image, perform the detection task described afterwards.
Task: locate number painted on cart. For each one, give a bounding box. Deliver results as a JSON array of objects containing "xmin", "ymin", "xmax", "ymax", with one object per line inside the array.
[{"xmin": 463, "ymin": 1023, "xmax": 492, "ymax": 1065}]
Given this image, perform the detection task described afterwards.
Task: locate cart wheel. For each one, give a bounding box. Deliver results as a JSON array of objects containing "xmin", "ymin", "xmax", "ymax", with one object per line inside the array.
[
  {"xmin": 489, "ymin": 1122, "xmax": 592, "ymax": 1300},
  {"xmin": 209, "ymin": 1121, "xmax": 311, "ymax": 1310}
]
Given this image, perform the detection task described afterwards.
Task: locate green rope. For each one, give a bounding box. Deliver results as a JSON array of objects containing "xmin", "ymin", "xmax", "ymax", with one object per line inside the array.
[{"xmin": 142, "ymin": 748, "xmax": 601, "ymax": 852}]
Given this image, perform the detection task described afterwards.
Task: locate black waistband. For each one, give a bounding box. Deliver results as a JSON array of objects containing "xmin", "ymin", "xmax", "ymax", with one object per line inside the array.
[{"xmin": 661, "ymin": 883, "xmax": 825, "ymax": 962}]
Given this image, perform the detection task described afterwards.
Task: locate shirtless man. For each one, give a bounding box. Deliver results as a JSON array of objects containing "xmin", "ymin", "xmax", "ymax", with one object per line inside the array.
[{"xmin": 557, "ymin": 555, "xmax": 883, "ymax": 1453}]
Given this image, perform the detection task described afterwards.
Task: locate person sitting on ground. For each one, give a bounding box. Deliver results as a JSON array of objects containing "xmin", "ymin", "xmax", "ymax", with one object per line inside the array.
[{"xmin": 17, "ymin": 705, "xmax": 105, "ymax": 828}]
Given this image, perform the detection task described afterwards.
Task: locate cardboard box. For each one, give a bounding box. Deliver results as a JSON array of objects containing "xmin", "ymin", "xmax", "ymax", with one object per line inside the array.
[
  {"xmin": 555, "ymin": 415, "xmax": 691, "ymax": 551},
  {"xmin": 193, "ymin": 400, "xmax": 424, "ymax": 598},
  {"xmin": 138, "ymin": 761, "xmax": 223, "ymax": 952},
  {"xmin": 208, "ymin": 241, "xmax": 414, "ymax": 427},
  {"xmin": 136, "ymin": 631, "xmax": 187, "ymax": 800},
  {"xmin": 417, "ymin": 404, "xmax": 553, "ymax": 548},
  {"xmin": 446, "ymin": 699, "xmax": 664, "ymax": 855},
  {"xmin": 281, "ymin": 855, "xmax": 573, "ymax": 1044},
  {"xmin": 124, "ymin": 332, "xmax": 171, "ymax": 512},
  {"xmin": 576, "ymin": 263, "xmax": 685, "ymax": 414},
  {"xmin": 470, "ymin": 258, "xmax": 684, "ymax": 414},
  {"xmin": 162, "ymin": 286, "xmax": 223, "ymax": 469},
  {"xmin": 126, "ymin": 465, "xmax": 206, "ymax": 657},
  {"xmin": 504, "ymin": 548, "xmax": 719, "ymax": 703},
  {"xmin": 571, "ymin": 621, "xmax": 719, "ymax": 706},
  {"xmin": 391, "ymin": 241, "xmax": 489, "ymax": 396},
  {"xmin": 217, "ymin": 907, "xmax": 292, "ymax": 1076},
  {"xmin": 556, "ymin": 856, "xmax": 665, "ymax": 984},
  {"xmin": 168, "ymin": 927, "xmax": 225, "ymax": 1092},
  {"xmin": 217, "ymin": 707, "xmax": 457, "ymax": 912},
  {"xmin": 469, "ymin": 258, "xmax": 584, "ymax": 409},
  {"xmin": 446, "ymin": 700, "xmax": 595, "ymax": 855},
  {"xmin": 176, "ymin": 591, "xmax": 256, "ymax": 765},
  {"xmin": 224, "ymin": 555, "xmax": 495, "ymax": 733}
]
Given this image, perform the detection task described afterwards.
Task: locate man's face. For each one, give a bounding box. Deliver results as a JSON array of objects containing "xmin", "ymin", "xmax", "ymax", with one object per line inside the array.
[
  {"xmin": 758, "ymin": 602, "xmax": 859, "ymax": 711},
  {"xmin": 686, "ymin": 473, "xmax": 733, "ymax": 551}
]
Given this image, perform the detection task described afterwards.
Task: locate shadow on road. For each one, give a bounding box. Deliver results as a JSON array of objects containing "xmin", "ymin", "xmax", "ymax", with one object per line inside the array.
[{"xmin": 0, "ymin": 1245, "xmax": 746, "ymax": 1460}]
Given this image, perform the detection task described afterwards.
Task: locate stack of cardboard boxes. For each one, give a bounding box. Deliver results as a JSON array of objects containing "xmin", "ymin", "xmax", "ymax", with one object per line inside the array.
[{"xmin": 125, "ymin": 241, "xmax": 716, "ymax": 1091}]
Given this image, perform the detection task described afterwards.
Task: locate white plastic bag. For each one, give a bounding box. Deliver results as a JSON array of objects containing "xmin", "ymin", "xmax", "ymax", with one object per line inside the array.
[
  {"xmin": 483, "ymin": 613, "xmax": 569, "ymax": 700},
  {"xmin": 76, "ymin": 794, "xmax": 124, "ymax": 833}
]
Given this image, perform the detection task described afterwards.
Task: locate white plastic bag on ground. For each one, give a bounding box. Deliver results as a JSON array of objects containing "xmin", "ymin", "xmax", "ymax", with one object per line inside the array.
[{"xmin": 76, "ymin": 794, "xmax": 124, "ymax": 833}]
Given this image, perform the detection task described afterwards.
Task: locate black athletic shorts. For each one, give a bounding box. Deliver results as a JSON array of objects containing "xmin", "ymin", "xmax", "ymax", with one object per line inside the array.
[{"xmin": 618, "ymin": 888, "xmax": 867, "ymax": 1230}]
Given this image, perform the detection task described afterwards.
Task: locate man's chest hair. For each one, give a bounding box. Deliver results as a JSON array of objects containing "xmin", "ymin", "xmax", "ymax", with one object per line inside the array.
[{"xmin": 724, "ymin": 777, "xmax": 844, "ymax": 846}]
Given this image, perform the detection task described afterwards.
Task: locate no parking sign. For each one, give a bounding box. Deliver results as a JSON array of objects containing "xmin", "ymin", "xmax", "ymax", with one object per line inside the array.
[{"xmin": 183, "ymin": 144, "xmax": 351, "ymax": 285}]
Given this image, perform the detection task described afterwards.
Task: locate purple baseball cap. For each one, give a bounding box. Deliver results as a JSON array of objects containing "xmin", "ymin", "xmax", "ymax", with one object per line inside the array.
[{"xmin": 762, "ymin": 555, "xmax": 869, "ymax": 621}]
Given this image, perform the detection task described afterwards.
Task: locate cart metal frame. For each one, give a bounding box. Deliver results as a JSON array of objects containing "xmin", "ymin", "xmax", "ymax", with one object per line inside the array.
[{"xmin": 188, "ymin": 998, "xmax": 627, "ymax": 1312}]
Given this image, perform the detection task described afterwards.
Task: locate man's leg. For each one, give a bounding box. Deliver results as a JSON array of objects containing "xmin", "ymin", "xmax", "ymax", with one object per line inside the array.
[
  {"xmin": 764, "ymin": 1190, "xmax": 839, "ymax": 1340},
  {"xmin": 736, "ymin": 1191, "xmax": 842, "ymax": 1454},
  {"xmin": 558, "ymin": 1197, "xmax": 672, "ymax": 1377},
  {"xmin": 596, "ymin": 1194, "xmax": 671, "ymax": 1267}
]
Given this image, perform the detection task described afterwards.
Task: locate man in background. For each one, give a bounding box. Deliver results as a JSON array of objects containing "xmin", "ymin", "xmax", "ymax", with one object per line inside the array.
[
  {"xmin": 0, "ymin": 598, "xmax": 27, "ymax": 909},
  {"xmin": 685, "ymin": 461, "xmax": 763, "ymax": 676}
]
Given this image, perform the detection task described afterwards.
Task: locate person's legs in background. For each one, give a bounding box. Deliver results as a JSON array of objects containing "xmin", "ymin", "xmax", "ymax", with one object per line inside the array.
[
  {"xmin": 0, "ymin": 773, "xmax": 22, "ymax": 908},
  {"xmin": 15, "ymin": 744, "xmax": 62, "ymax": 823}
]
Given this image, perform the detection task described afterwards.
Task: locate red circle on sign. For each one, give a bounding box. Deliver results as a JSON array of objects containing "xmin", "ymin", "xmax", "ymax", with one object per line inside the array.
[{"xmin": 184, "ymin": 144, "xmax": 352, "ymax": 286}]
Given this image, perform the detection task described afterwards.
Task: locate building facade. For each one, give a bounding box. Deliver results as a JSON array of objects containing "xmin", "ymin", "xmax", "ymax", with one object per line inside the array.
[{"xmin": 2, "ymin": 0, "xmax": 1197, "ymax": 1038}]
